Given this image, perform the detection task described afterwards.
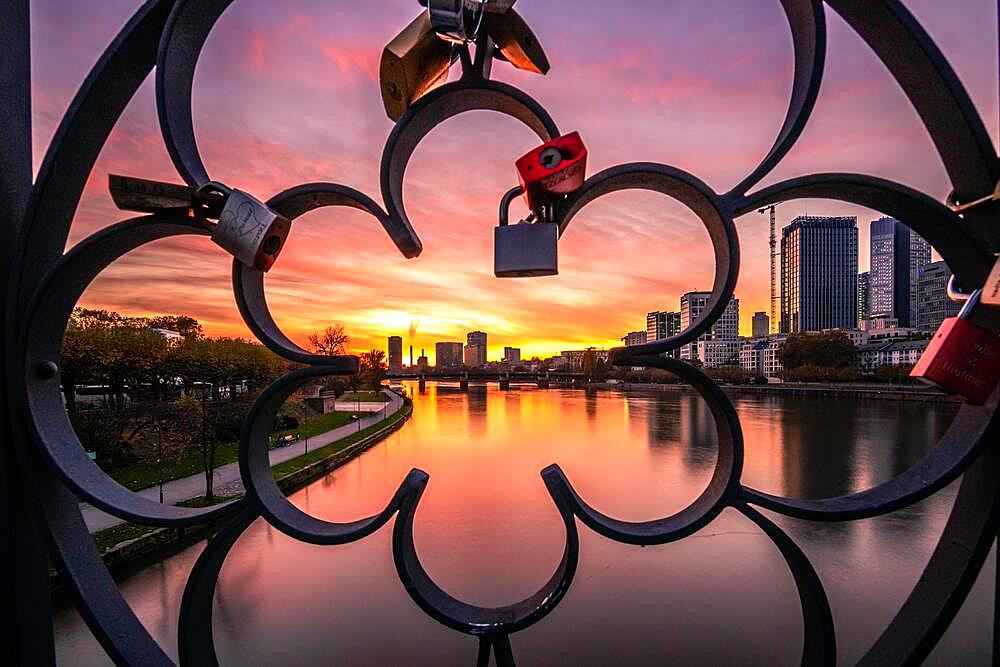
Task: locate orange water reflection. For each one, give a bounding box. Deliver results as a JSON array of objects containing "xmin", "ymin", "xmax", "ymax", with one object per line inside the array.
[{"xmin": 55, "ymin": 383, "xmax": 992, "ymax": 665}]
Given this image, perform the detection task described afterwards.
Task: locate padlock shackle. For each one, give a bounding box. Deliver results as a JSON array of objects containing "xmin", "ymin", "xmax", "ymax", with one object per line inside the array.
[{"xmin": 498, "ymin": 185, "xmax": 523, "ymax": 226}]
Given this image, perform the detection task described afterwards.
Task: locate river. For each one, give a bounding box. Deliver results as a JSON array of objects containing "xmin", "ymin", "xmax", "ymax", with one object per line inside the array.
[{"xmin": 53, "ymin": 382, "xmax": 993, "ymax": 665}]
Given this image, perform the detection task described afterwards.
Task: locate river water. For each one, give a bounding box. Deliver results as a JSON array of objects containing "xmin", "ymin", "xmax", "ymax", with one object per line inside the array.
[{"xmin": 54, "ymin": 382, "xmax": 994, "ymax": 665}]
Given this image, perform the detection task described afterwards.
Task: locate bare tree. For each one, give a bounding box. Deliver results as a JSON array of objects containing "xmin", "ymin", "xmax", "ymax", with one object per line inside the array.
[{"xmin": 308, "ymin": 323, "xmax": 350, "ymax": 356}]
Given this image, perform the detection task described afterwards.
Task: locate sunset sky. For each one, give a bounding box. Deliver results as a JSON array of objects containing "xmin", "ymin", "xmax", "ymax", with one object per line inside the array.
[{"xmin": 30, "ymin": 0, "xmax": 998, "ymax": 363}]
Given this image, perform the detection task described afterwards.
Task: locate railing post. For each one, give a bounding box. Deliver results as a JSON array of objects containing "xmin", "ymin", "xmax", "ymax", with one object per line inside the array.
[{"xmin": 0, "ymin": 0, "xmax": 56, "ymax": 662}]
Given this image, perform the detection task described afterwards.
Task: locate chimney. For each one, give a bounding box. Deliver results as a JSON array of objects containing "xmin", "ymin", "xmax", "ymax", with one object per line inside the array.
[{"xmin": 410, "ymin": 345, "xmax": 413, "ymax": 367}]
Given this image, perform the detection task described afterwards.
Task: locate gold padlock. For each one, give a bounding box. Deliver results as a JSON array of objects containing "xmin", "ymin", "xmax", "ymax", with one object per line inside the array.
[
  {"xmin": 484, "ymin": 8, "xmax": 549, "ymax": 75},
  {"xmin": 484, "ymin": 0, "xmax": 517, "ymax": 14},
  {"xmin": 380, "ymin": 13, "xmax": 454, "ymax": 122}
]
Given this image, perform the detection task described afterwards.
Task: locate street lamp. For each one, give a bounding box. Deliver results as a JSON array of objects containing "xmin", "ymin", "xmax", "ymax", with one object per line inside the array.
[{"xmin": 156, "ymin": 422, "xmax": 164, "ymax": 504}]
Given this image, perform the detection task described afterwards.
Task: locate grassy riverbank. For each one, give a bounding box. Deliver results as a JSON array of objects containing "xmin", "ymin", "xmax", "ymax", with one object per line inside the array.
[
  {"xmin": 108, "ymin": 410, "xmax": 354, "ymax": 491},
  {"xmin": 89, "ymin": 403, "xmax": 412, "ymax": 555}
]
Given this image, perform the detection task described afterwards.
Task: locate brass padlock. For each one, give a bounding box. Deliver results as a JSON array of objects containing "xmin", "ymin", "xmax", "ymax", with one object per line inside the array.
[
  {"xmin": 494, "ymin": 186, "xmax": 558, "ymax": 277},
  {"xmin": 484, "ymin": 0, "xmax": 517, "ymax": 13},
  {"xmin": 380, "ymin": 13, "xmax": 454, "ymax": 121},
  {"xmin": 209, "ymin": 186, "xmax": 291, "ymax": 272},
  {"xmin": 109, "ymin": 174, "xmax": 195, "ymax": 213},
  {"xmin": 910, "ymin": 286, "xmax": 1000, "ymax": 404},
  {"xmin": 484, "ymin": 8, "xmax": 549, "ymax": 74}
]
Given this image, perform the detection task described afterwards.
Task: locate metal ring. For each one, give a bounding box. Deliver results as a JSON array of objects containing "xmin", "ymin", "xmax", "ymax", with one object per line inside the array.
[
  {"xmin": 735, "ymin": 503, "xmax": 836, "ymax": 665},
  {"xmin": 726, "ymin": 0, "xmax": 826, "ymax": 197},
  {"xmin": 380, "ymin": 78, "xmax": 559, "ymax": 252},
  {"xmin": 18, "ymin": 213, "xmax": 243, "ymax": 527},
  {"xmin": 232, "ymin": 182, "xmax": 423, "ymax": 369},
  {"xmin": 391, "ymin": 463, "xmax": 580, "ymax": 636},
  {"xmin": 547, "ymin": 353, "xmax": 744, "ymax": 545},
  {"xmin": 155, "ymin": 0, "xmax": 235, "ymax": 187},
  {"xmin": 742, "ymin": 388, "xmax": 1000, "ymax": 521},
  {"xmin": 238, "ymin": 365, "xmax": 422, "ymax": 544},
  {"xmin": 737, "ymin": 173, "xmax": 995, "ymax": 291},
  {"xmin": 555, "ymin": 163, "xmax": 740, "ymax": 357}
]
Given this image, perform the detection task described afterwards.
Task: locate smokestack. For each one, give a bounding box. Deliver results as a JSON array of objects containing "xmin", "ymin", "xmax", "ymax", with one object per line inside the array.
[{"xmin": 410, "ymin": 345, "xmax": 413, "ymax": 367}]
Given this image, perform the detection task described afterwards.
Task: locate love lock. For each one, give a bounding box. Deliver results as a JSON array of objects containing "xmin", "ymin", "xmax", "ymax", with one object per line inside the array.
[
  {"xmin": 109, "ymin": 175, "xmax": 290, "ymax": 272},
  {"xmin": 515, "ymin": 131, "xmax": 587, "ymax": 211},
  {"xmin": 910, "ymin": 278, "xmax": 1000, "ymax": 404},
  {"xmin": 494, "ymin": 186, "xmax": 559, "ymax": 278}
]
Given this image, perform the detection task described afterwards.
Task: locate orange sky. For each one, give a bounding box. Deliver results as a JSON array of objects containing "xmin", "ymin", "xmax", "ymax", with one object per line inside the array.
[{"xmin": 31, "ymin": 0, "xmax": 998, "ymax": 364}]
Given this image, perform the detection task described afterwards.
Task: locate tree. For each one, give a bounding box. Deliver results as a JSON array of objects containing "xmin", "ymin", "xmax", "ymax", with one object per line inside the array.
[
  {"xmin": 358, "ymin": 349, "xmax": 388, "ymax": 389},
  {"xmin": 308, "ymin": 324, "xmax": 350, "ymax": 356},
  {"xmin": 778, "ymin": 331, "xmax": 857, "ymax": 370},
  {"xmin": 874, "ymin": 364, "xmax": 917, "ymax": 384}
]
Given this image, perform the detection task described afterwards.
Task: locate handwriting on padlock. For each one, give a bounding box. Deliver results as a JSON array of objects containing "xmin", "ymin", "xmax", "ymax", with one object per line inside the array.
[
  {"xmin": 983, "ymin": 256, "xmax": 1000, "ymax": 306},
  {"xmin": 211, "ymin": 190, "xmax": 290, "ymax": 273},
  {"xmin": 911, "ymin": 289, "xmax": 1000, "ymax": 405}
]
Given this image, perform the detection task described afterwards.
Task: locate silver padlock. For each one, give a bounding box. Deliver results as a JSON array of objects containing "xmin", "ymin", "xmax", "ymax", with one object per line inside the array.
[
  {"xmin": 494, "ymin": 186, "xmax": 558, "ymax": 277},
  {"xmin": 426, "ymin": 0, "xmax": 486, "ymax": 43},
  {"xmin": 206, "ymin": 184, "xmax": 291, "ymax": 272}
]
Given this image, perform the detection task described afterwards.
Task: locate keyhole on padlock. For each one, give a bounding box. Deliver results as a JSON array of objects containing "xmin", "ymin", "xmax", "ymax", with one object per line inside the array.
[
  {"xmin": 261, "ymin": 235, "xmax": 282, "ymax": 255},
  {"xmin": 385, "ymin": 80, "xmax": 402, "ymax": 101},
  {"xmin": 539, "ymin": 147, "xmax": 562, "ymax": 169}
]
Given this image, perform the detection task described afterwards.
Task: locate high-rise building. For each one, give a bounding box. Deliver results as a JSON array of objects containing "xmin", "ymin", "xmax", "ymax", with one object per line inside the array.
[
  {"xmin": 780, "ymin": 216, "xmax": 858, "ymax": 333},
  {"xmin": 622, "ymin": 331, "xmax": 647, "ymax": 347},
  {"xmin": 465, "ymin": 331, "xmax": 487, "ymax": 367},
  {"xmin": 679, "ymin": 292, "xmax": 739, "ymax": 360},
  {"xmin": 916, "ymin": 261, "xmax": 960, "ymax": 332},
  {"xmin": 869, "ymin": 217, "xmax": 930, "ymax": 327},
  {"xmin": 645, "ymin": 310, "xmax": 680, "ymax": 342},
  {"xmin": 435, "ymin": 342, "xmax": 464, "ymax": 369},
  {"xmin": 388, "ymin": 336, "xmax": 403, "ymax": 374},
  {"xmin": 503, "ymin": 347, "xmax": 521, "ymax": 365},
  {"xmin": 751, "ymin": 311, "xmax": 769, "ymax": 338},
  {"xmin": 857, "ymin": 271, "xmax": 870, "ymax": 325}
]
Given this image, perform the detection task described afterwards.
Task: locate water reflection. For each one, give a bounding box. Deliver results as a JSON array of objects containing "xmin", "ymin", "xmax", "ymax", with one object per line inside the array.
[{"xmin": 54, "ymin": 383, "xmax": 992, "ymax": 665}]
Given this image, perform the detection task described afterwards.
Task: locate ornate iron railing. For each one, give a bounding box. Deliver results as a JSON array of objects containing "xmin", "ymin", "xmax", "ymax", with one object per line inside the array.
[{"xmin": 1, "ymin": 1, "xmax": 999, "ymax": 665}]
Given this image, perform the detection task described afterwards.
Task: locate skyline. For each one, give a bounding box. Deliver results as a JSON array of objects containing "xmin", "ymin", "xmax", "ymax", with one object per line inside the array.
[{"xmin": 30, "ymin": 0, "xmax": 998, "ymax": 362}]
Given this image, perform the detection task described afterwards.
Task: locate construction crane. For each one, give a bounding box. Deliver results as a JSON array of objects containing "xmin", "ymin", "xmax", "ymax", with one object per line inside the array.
[{"xmin": 757, "ymin": 204, "xmax": 778, "ymax": 334}]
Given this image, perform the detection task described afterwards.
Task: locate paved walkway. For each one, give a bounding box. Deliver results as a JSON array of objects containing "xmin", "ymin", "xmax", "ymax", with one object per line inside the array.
[{"xmin": 82, "ymin": 389, "xmax": 404, "ymax": 533}]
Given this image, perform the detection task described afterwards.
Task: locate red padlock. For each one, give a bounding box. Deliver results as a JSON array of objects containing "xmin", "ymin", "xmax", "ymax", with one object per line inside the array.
[
  {"xmin": 515, "ymin": 131, "xmax": 587, "ymax": 211},
  {"xmin": 910, "ymin": 289, "xmax": 1000, "ymax": 404}
]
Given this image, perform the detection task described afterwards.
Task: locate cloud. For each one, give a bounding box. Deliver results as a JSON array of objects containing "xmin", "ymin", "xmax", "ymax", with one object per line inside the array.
[{"xmin": 34, "ymin": 0, "xmax": 997, "ymax": 361}]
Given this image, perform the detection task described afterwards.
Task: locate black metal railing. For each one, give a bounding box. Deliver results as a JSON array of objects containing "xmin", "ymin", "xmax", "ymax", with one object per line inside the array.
[{"xmin": 1, "ymin": 1, "xmax": 998, "ymax": 665}]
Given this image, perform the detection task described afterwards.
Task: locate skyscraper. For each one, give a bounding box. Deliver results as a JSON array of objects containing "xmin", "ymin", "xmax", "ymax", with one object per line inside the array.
[
  {"xmin": 465, "ymin": 331, "xmax": 487, "ymax": 367},
  {"xmin": 857, "ymin": 271, "xmax": 870, "ymax": 325},
  {"xmin": 435, "ymin": 342, "xmax": 464, "ymax": 369},
  {"xmin": 752, "ymin": 311, "xmax": 769, "ymax": 338},
  {"xmin": 679, "ymin": 292, "xmax": 739, "ymax": 360},
  {"xmin": 388, "ymin": 336, "xmax": 403, "ymax": 374},
  {"xmin": 780, "ymin": 216, "xmax": 858, "ymax": 333},
  {"xmin": 869, "ymin": 217, "xmax": 930, "ymax": 327},
  {"xmin": 645, "ymin": 310, "xmax": 680, "ymax": 342},
  {"xmin": 916, "ymin": 261, "xmax": 960, "ymax": 332},
  {"xmin": 503, "ymin": 347, "xmax": 521, "ymax": 365}
]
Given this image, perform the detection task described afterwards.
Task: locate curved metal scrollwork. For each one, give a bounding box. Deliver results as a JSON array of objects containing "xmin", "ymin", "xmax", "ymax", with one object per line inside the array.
[{"xmin": 3, "ymin": 0, "xmax": 999, "ymax": 665}]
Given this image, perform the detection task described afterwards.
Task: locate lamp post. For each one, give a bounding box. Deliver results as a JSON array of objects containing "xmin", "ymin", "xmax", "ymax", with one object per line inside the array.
[
  {"xmin": 303, "ymin": 402, "xmax": 309, "ymax": 455},
  {"xmin": 156, "ymin": 422, "xmax": 164, "ymax": 504}
]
